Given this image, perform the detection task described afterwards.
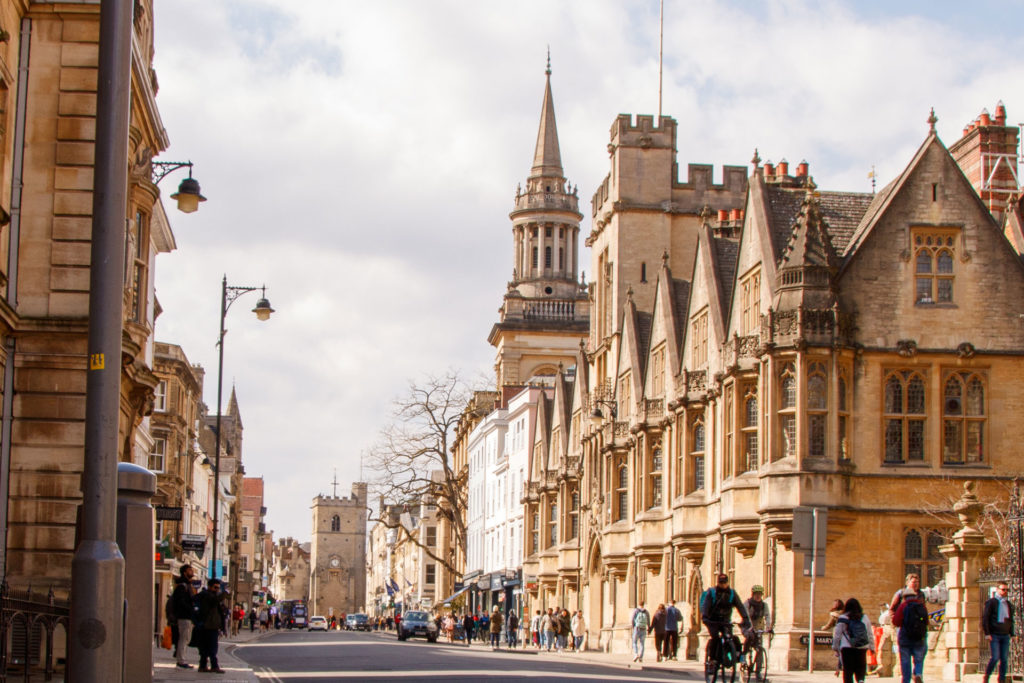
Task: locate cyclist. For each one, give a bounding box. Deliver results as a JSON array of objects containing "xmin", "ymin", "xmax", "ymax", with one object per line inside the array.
[
  {"xmin": 701, "ymin": 573, "xmax": 751, "ymax": 667},
  {"xmin": 742, "ymin": 585, "xmax": 771, "ymax": 652}
]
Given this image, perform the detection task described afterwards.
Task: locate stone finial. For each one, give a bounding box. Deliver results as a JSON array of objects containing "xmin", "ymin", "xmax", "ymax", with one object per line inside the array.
[
  {"xmin": 545, "ymin": 46, "xmax": 551, "ymax": 76},
  {"xmin": 662, "ymin": 250, "xmax": 670, "ymax": 267},
  {"xmin": 699, "ymin": 205, "xmax": 712, "ymax": 225},
  {"xmin": 751, "ymin": 148, "xmax": 761, "ymax": 169},
  {"xmin": 953, "ymin": 480, "xmax": 983, "ymax": 536},
  {"xmin": 928, "ymin": 107, "xmax": 938, "ymax": 133}
]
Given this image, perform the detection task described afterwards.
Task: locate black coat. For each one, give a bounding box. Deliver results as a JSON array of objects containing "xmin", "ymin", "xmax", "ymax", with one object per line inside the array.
[
  {"xmin": 170, "ymin": 576, "xmax": 195, "ymax": 621},
  {"xmin": 983, "ymin": 596, "xmax": 1015, "ymax": 636}
]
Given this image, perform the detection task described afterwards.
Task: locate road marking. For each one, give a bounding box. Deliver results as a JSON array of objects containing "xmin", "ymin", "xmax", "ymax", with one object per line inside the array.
[
  {"xmin": 254, "ymin": 670, "xmax": 680, "ymax": 681},
  {"xmin": 234, "ymin": 641, "xmax": 373, "ymax": 649}
]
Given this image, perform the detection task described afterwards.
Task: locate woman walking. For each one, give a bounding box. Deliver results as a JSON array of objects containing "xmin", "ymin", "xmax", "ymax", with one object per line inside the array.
[{"xmin": 832, "ymin": 598, "xmax": 875, "ymax": 683}]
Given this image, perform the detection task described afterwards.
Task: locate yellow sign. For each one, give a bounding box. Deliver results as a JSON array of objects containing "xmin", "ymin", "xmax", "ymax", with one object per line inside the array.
[{"xmin": 89, "ymin": 353, "xmax": 104, "ymax": 370}]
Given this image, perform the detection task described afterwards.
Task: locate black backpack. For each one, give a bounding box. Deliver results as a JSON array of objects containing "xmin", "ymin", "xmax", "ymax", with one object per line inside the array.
[
  {"xmin": 840, "ymin": 615, "xmax": 871, "ymax": 648},
  {"xmin": 901, "ymin": 601, "xmax": 929, "ymax": 642}
]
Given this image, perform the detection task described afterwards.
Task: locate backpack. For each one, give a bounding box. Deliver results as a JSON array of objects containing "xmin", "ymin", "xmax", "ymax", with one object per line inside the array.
[
  {"xmin": 840, "ymin": 615, "xmax": 870, "ymax": 648},
  {"xmin": 701, "ymin": 588, "xmax": 735, "ymax": 618},
  {"xmin": 633, "ymin": 608, "xmax": 650, "ymax": 630},
  {"xmin": 901, "ymin": 601, "xmax": 929, "ymax": 642}
]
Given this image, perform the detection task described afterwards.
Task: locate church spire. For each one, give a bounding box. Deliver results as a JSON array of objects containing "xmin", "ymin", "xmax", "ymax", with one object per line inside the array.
[{"xmin": 531, "ymin": 50, "xmax": 563, "ymax": 179}]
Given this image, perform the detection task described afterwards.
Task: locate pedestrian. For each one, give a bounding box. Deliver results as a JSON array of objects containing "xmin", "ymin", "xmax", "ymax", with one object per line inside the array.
[
  {"xmin": 506, "ymin": 610, "xmax": 520, "ymax": 649},
  {"xmin": 650, "ymin": 604, "xmax": 667, "ymax": 661},
  {"xmin": 196, "ymin": 578, "xmax": 228, "ymax": 674},
  {"xmin": 874, "ymin": 603, "xmax": 895, "ymax": 677},
  {"xmin": 665, "ymin": 599, "xmax": 682, "ymax": 660},
  {"xmin": 558, "ymin": 609, "xmax": 571, "ymax": 651},
  {"xmin": 982, "ymin": 581, "xmax": 1016, "ymax": 683},
  {"xmin": 248, "ymin": 607, "xmax": 256, "ymax": 632},
  {"xmin": 832, "ymin": 597, "xmax": 875, "ymax": 683},
  {"xmin": 259, "ymin": 606, "xmax": 269, "ymax": 632},
  {"xmin": 230, "ymin": 604, "xmax": 241, "ymax": 637},
  {"xmin": 489, "ymin": 608, "xmax": 503, "ymax": 649},
  {"xmin": 821, "ymin": 599, "xmax": 845, "ymax": 677},
  {"xmin": 444, "ymin": 613, "xmax": 455, "ymax": 643},
  {"xmin": 571, "ymin": 610, "xmax": 586, "ymax": 652},
  {"xmin": 170, "ymin": 564, "xmax": 197, "ymax": 670},
  {"xmin": 543, "ymin": 608, "xmax": 555, "ymax": 651},
  {"xmin": 630, "ymin": 600, "xmax": 651, "ymax": 663},
  {"xmin": 463, "ymin": 611, "xmax": 475, "ymax": 646},
  {"xmin": 892, "ymin": 581, "xmax": 929, "ymax": 683},
  {"xmin": 531, "ymin": 610, "xmax": 542, "ymax": 648}
]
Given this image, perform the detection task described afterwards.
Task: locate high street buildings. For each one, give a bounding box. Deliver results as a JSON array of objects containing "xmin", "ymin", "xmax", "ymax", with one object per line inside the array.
[{"xmin": 448, "ymin": 58, "xmax": 1024, "ymax": 671}]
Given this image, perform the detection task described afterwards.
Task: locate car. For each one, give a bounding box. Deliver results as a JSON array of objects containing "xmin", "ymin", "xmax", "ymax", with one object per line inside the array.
[
  {"xmin": 345, "ymin": 613, "xmax": 370, "ymax": 631},
  {"xmin": 397, "ymin": 611, "xmax": 438, "ymax": 642},
  {"xmin": 308, "ymin": 616, "xmax": 329, "ymax": 632},
  {"xmin": 290, "ymin": 603, "xmax": 308, "ymax": 629}
]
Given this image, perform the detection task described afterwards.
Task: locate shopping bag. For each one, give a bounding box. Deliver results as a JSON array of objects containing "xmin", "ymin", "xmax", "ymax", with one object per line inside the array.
[{"xmin": 161, "ymin": 625, "xmax": 173, "ymax": 650}]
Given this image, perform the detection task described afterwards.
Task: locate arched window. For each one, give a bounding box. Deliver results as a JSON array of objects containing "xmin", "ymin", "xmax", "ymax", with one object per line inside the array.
[
  {"xmin": 532, "ymin": 246, "xmax": 538, "ymax": 269},
  {"xmin": 884, "ymin": 370, "xmax": 927, "ymax": 463},
  {"xmin": 330, "ymin": 515, "xmax": 340, "ymax": 532},
  {"xmin": 943, "ymin": 372, "xmax": 985, "ymax": 464},
  {"xmin": 913, "ymin": 231, "xmax": 957, "ymax": 304},
  {"xmin": 807, "ymin": 362, "xmax": 828, "ymax": 457},
  {"xmin": 690, "ymin": 419, "xmax": 706, "ymax": 492},
  {"xmin": 778, "ymin": 363, "xmax": 797, "ymax": 460},
  {"xmin": 904, "ymin": 528, "xmax": 947, "ymax": 587},
  {"xmin": 742, "ymin": 389, "xmax": 758, "ymax": 472},
  {"xmin": 616, "ymin": 464, "xmax": 629, "ymax": 521}
]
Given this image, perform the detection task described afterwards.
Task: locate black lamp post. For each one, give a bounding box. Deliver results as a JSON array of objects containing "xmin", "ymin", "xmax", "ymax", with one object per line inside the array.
[
  {"xmin": 590, "ymin": 398, "xmax": 617, "ymax": 424},
  {"xmin": 210, "ymin": 277, "xmax": 274, "ymax": 581},
  {"xmin": 152, "ymin": 160, "xmax": 207, "ymax": 213}
]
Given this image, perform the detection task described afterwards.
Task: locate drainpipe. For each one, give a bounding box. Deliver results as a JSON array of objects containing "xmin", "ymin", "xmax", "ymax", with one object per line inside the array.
[{"xmin": 0, "ymin": 16, "xmax": 31, "ymax": 578}]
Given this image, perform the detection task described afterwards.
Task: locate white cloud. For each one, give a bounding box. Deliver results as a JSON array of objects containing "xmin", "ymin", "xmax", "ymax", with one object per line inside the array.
[{"xmin": 151, "ymin": 0, "xmax": 1024, "ymax": 539}]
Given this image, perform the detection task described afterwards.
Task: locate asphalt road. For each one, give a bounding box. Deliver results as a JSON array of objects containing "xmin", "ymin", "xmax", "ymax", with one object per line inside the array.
[{"xmin": 231, "ymin": 629, "xmax": 695, "ymax": 682}]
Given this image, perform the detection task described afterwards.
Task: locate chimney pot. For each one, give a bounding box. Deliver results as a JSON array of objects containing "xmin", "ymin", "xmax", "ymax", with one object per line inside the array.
[
  {"xmin": 980, "ymin": 109, "xmax": 992, "ymax": 126},
  {"xmin": 764, "ymin": 162, "xmax": 774, "ymax": 178},
  {"xmin": 730, "ymin": 208, "xmax": 742, "ymax": 221},
  {"xmin": 777, "ymin": 159, "xmax": 789, "ymax": 177},
  {"xmin": 796, "ymin": 161, "xmax": 809, "ymax": 177},
  {"xmin": 995, "ymin": 101, "xmax": 1007, "ymax": 126},
  {"xmin": 717, "ymin": 209, "xmax": 729, "ymax": 222}
]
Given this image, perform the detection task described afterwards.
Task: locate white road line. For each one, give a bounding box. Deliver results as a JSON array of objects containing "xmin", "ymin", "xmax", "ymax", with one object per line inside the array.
[
  {"xmin": 234, "ymin": 641, "xmax": 372, "ymax": 649},
  {"xmin": 254, "ymin": 670, "xmax": 677, "ymax": 681}
]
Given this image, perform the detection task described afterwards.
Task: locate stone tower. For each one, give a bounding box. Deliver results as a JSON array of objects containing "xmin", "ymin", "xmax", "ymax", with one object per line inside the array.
[
  {"xmin": 488, "ymin": 56, "xmax": 590, "ymax": 386},
  {"xmin": 309, "ymin": 482, "xmax": 367, "ymax": 616}
]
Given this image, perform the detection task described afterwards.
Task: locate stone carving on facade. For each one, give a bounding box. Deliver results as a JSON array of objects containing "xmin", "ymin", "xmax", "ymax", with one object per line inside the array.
[
  {"xmin": 957, "ymin": 342, "xmax": 976, "ymax": 359},
  {"xmin": 685, "ymin": 370, "xmax": 707, "ymax": 393},
  {"xmin": 896, "ymin": 339, "xmax": 918, "ymax": 357}
]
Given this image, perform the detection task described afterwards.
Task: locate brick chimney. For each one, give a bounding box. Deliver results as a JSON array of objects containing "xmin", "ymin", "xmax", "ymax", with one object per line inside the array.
[{"xmin": 949, "ymin": 101, "xmax": 1019, "ymax": 221}]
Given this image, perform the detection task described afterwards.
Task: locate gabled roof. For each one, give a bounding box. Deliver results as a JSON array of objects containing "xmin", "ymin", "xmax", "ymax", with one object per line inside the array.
[
  {"xmin": 712, "ymin": 235, "xmax": 739, "ymax": 319},
  {"xmin": 765, "ymin": 185, "xmax": 874, "ymax": 258},
  {"xmin": 778, "ymin": 187, "xmax": 839, "ymax": 270}
]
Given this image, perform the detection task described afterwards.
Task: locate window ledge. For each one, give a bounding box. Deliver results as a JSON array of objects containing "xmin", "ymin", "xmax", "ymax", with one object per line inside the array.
[
  {"xmin": 940, "ymin": 462, "xmax": 990, "ymax": 469},
  {"xmin": 880, "ymin": 462, "xmax": 932, "ymax": 468},
  {"xmin": 914, "ymin": 302, "xmax": 957, "ymax": 309}
]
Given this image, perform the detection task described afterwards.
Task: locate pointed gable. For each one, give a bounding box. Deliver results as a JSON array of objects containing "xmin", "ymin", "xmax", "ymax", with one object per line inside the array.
[
  {"xmin": 529, "ymin": 394, "xmax": 551, "ymax": 480},
  {"xmin": 615, "ymin": 293, "xmax": 648, "ymax": 417},
  {"xmin": 838, "ymin": 129, "xmax": 1024, "ymax": 350}
]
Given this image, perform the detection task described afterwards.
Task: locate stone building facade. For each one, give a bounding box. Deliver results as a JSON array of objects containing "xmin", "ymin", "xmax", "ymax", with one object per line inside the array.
[
  {"xmin": 515, "ymin": 106, "xmax": 1024, "ymax": 669},
  {"xmin": 0, "ymin": 0, "xmax": 179, "ymax": 594},
  {"xmin": 309, "ymin": 483, "xmax": 367, "ymax": 616},
  {"xmin": 269, "ymin": 536, "xmax": 310, "ymax": 603}
]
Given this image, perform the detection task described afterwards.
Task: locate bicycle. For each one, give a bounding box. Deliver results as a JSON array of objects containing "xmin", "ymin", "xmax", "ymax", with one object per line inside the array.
[
  {"xmin": 705, "ymin": 621, "xmax": 742, "ymax": 683},
  {"xmin": 740, "ymin": 629, "xmax": 771, "ymax": 683}
]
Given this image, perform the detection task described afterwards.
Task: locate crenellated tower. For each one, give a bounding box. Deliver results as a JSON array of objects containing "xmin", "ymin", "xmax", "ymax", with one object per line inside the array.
[{"xmin": 488, "ymin": 56, "xmax": 590, "ymax": 387}]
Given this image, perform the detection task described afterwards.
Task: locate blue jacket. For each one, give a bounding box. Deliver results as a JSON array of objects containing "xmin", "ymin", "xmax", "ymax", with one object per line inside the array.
[{"xmin": 665, "ymin": 604, "xmax": 682, "ymax": 632}]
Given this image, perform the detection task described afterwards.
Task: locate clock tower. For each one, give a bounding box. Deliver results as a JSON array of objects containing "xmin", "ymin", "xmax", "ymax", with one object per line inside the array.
[{"xmin": 309, "ymin": 482, "xmax": 368, "ymax": 617}]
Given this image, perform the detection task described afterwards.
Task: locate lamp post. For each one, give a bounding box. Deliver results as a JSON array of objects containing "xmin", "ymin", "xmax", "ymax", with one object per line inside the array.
[
  {"xmin": 210, "ymin": 277, "xmax": 274, "ymax": 581},
  {"xmin": 589, "ymin": 398, "xmax": 617, "ymax": 425},
  {"xmin": 151, "ymin": 160, "xmax": 207, "ymax": 213}
]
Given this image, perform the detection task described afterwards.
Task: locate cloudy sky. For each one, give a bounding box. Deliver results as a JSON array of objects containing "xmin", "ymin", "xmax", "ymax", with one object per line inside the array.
[{"xmin": 150, "ymin": 0, "xmax": 1024, "ymax": 541}]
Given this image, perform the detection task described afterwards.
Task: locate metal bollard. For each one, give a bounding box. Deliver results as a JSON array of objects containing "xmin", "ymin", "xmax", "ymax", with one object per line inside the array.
[{"xmin": 116, "ymin": 462, "xmax": 156, "ymax": 683}]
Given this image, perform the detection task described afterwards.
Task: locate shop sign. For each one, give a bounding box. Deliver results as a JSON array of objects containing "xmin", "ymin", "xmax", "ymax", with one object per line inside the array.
[
  {"xmin": 490, "ymin": 575, "xmax": 503, "ymax": 591},
  {"xmin": 477, "ymin": 576, "xmax": 490, "ymax": 589},
  {"xmin": 525, "ymin": 582, "xmax": 538, "ymax": 591},
  {"xmin": 180, "ymin": 534, "xmax": 206, "ymax": 554},
  {"xmin": 156, "ymin": 505, "xmax": 183, "ymax": 521}
]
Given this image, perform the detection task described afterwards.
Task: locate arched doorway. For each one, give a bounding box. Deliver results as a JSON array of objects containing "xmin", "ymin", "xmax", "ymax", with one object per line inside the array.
[
  {"xmin": 686, "ymin": 569, "xmax": 704, "ymax": 660},
  {"xmin": 587, "ymin": 538, "xmax": 605, "ymax": 651}
]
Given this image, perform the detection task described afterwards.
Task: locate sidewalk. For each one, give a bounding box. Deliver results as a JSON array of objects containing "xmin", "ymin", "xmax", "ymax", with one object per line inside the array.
[{"xmin": 153, "ymin": 627, "xmax": 269, "ymax": 682}]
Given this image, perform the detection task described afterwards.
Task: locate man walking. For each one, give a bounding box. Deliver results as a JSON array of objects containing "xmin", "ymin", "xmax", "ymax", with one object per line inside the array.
[
  {"xmin": 506, "ymin": 609, "xmax": 520, "ymax": 650},
  {"xmin": 196, "ymin": 578, "xmax": 228, "ymax": 674},
  {"xmin": 463, "ymin": 611, "xmax": 475, "ymax": 646},
  {"xmin": 543, "ymin": 608, "xmax": 556, "ymax": 651},
  {"xmin": 893, "ymin": 584, "xmax": 929, "ymax": 683},
  {"xmin": 665, "ymin": 599, "xmax": 682, "ymax": 660},
  {"xmin": 630, "ymin": 600, "xmax": 651, "ymax": 662},
  {"xmin": 531, "ymin": 609, "xmax": 542, "ymax": 649},
  {"xmin": 982, "ymin": 582, "xmax": 1016, "ymax": 683},
  {"xmin": 170, "ymin": 564, "xmax": 197, "ymax": 669}
]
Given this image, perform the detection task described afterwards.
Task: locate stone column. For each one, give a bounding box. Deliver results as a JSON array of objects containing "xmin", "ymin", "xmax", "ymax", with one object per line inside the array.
[{"xmin": 939, "ymin": 482, "xmax": 998, "ymax": 682}]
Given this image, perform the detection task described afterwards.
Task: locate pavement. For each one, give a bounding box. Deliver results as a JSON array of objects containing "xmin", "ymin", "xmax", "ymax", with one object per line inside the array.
[{"xmin": 153, "ymin": 626, "xmax": 272, "ymax": 682}]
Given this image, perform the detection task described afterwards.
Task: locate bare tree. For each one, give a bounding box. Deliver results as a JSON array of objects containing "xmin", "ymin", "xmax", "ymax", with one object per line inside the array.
[
  {"xmin": 364, "ymin": 370, "xmax": 474, "ymax": 577},
  {"xmin": 921, "ymin": 478, "xmax": 1020, "ymax": 566}
]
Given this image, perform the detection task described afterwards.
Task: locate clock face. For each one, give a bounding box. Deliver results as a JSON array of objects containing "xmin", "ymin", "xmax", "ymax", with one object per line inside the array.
[{"xmin": 330, "ymin": 557, "xmax": 340, "ymax": 568}]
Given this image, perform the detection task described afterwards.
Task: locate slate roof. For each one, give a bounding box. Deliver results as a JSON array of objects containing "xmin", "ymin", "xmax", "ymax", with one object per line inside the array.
[
  {"xmin": 765, "ymin": 185, "xmax": 874, "ymax": 259},
  {"xmin": 671, "ymin": 277, "xmax": 691, "ymax": 345},
  {"xmin": 635, "ymin": 311, "xmax": 653, "ymax": 372},
  {"xmin": 712, "ymin": 236, "xmax": 740, "ymax": 320}
]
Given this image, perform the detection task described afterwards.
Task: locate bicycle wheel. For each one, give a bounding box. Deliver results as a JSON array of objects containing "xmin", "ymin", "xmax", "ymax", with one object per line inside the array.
[{"xmin": 705, "ymin": 658, "xmax": 720, "ymax": 683}]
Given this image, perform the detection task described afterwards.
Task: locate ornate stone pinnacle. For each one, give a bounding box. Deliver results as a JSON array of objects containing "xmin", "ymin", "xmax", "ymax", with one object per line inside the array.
[{"xmin": 928, "ymin": 107, "xmax": 938, "ymax": 133}]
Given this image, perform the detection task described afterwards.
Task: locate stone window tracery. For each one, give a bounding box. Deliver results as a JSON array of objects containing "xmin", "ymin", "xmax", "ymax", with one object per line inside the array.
[
  {"xmin": 913, "ymin": 230, "xmax": 957, "ymax": 304},
  {"xmin": 690, "ymin": 418, "xmax": 706, "ymax": 492},
  {"xmin": 616, "ymin": 464, "xmax": 629, "ymax": 521},
  {"xmin": 903, "ymin": 528, "xmax": 946, "ymax": 587},
  {"xmin": 742, "ymin": 387, "xmax": 758, "ymax": 472},
  {"xmin": 807, "ymin": 362, "xmax": 828, "ymax": 458},
  {"xmin": 884, "ymin": 370, "xmax": 926, "ymax": 463},
  {"xmin": 942, "ymin": 371, "xmax": 985, "ymax": 464},
  {"xmin": 778, "ymin": 363, "xmax": 797, "ymax": 460}
]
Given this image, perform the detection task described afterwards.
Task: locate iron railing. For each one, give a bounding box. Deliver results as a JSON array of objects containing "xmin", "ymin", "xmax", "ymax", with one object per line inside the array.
[{"xmin": 0, "ymin": 580, "xmax": 69, "ymax": 682}]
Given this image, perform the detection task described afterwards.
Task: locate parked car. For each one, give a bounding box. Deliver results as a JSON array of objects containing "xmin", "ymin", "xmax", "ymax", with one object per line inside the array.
[
  {"xmin": 308, "ymin": 616, "xmax": 329, "ymax": 632},
  {"xmin": 345, "ymin": 613, "xmax": 370, "ymax": 631},
  {"xmin": 397, "ymin": 611, "xmax": 438, "ymax": 642}
]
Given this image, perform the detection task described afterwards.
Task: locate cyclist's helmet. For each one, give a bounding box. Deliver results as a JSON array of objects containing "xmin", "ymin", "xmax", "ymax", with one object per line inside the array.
[{"xmin": 751, "ymin": 585, "xmax": 764, "ymax": 594}]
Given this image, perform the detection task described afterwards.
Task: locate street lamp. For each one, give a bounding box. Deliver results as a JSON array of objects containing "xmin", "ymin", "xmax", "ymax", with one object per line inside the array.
[
  {"xmin": 590, "ymin": 398, "xmax": 617, "ymax": 425},
  {"xmin": 210, "ymin": 277, "xmax": 274, "ymax": 581},
  {"xmin": 152, "ymin": 160, "xmax": 207, "ymax": 213}
]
